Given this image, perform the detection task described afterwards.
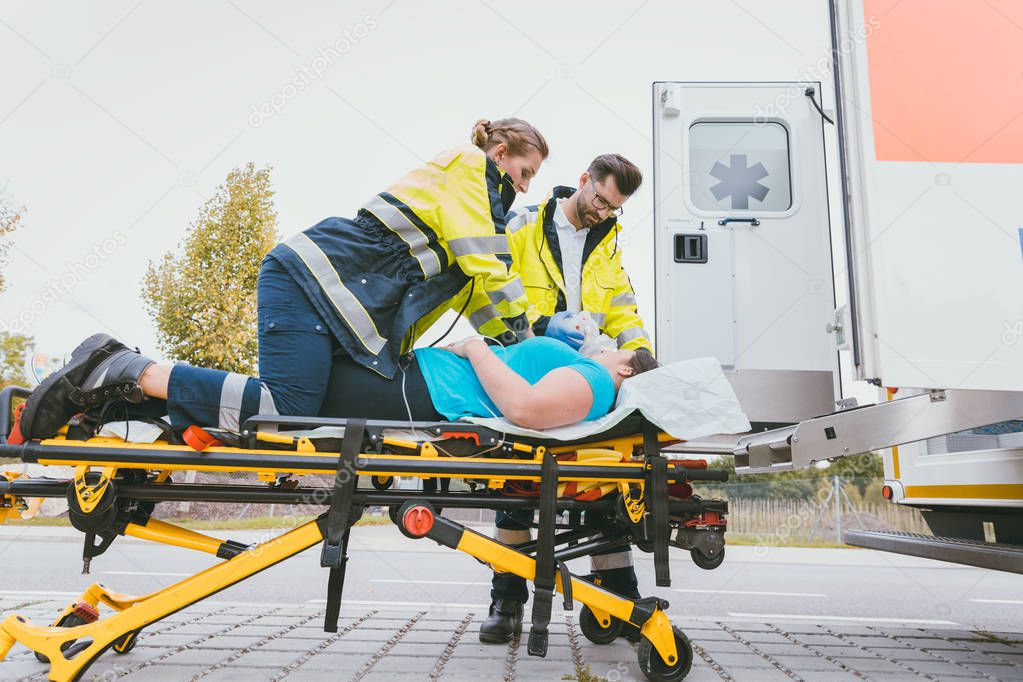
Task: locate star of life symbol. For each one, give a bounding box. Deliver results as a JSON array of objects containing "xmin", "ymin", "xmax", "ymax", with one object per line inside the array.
[{"xmin": 709, "ymin": 153, "xmax": 770, "ymax": 209}]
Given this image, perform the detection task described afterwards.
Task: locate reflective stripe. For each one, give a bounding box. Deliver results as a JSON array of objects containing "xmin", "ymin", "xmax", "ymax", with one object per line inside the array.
[
  {"xmin": 258, "ymin": 383, "xmax": 278, "ymax": 416},
  {"xmin": 504, "ymin": 209, "xmax": 536, "ymax": 235},
  {"xmin": 283, "ymin": 233, "xmax": 387, "ymax": 355},
  {"xmin": 448, "ymin": 235, "xmax": 509, "ymax": 257},
  {"xmin": 590, "ymin": 549, "xmax": 634, "ymax": 571},
  {"xmin": 487, "ymin": 278, "xmax": 526, "ymax": 305},
  {"xmin": 218, "ymin": 373, "xmax": 248, "ymax": 432},
  {"xmin": 590, "ymin": 312, "xmax": 607, "ymax": 327},
  {"xmin": 363, "ymin": 195, "xmax": 442, "ymax": 278},
  {"xmin": 496, "ymin": 528, "xmax": 532, "ymax": 544},
  {"xmin": 611, "ymin": 292, "xmax": 637, "ymax": 308},
  {"xmin": 469, "ymin": 303, "xmax": 501, "ymax": 330},
  {"xmin": 616, "ymin": 327, "xmax": 650, "ymax": 346}
]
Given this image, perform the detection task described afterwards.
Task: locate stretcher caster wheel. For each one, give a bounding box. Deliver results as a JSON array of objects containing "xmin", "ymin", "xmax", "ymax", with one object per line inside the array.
[
  {"xmin": 388, "ymin": 505, "xmax": 401, "ymax": 526},
  {"xmin": 371, "ymin": 475, "xmax": 393, "ymax": 490},
  {"xmin": 637, "ymin": 626, "xmax": 693, "ymax": 682},
  {"xmin": 396, "ymin": 500, "xmax": 435, "ymax": 539},
  {"xmin": 113, "ymin": 629, "xmax": 140, "ymax": 654},
  {"xmin": 579, "ymin": 605, "xmax": 622, "ymax": 644},
  {"xmin": 690, "ymin": 546, "xmax": 724, "ymax": 570}
]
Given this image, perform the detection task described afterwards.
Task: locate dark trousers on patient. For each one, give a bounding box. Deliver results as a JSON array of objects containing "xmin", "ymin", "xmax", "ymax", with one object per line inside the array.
[{"xmin": 490, "ymin": 509, "xmax": 640, "ymax": 604}]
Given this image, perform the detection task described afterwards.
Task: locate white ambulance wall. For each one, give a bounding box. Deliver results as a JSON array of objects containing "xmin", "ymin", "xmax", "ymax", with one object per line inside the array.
[
  {"xmin": 1, "ymin": 1, "xmax": 874, "ymax": 400},
  {"xmin": 837, "ymin": 0, "xmax": 1023, "ymax": 392}
]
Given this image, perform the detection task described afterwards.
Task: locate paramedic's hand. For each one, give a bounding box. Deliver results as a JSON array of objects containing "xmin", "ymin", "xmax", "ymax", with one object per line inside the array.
[
  {"xmin": 446, "ymin": 337, "xmax": 488, "ymax": 359},
  {"xmin": 544, "ymin": 311, "xmax": 584, "ymax": 350}
]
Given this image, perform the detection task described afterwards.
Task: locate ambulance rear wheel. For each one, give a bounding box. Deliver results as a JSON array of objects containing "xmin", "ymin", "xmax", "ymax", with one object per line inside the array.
[
  {"xmin": 637, "ymin": 626, "xmax": 693, "ymax": 681},
  {"xmin": 579, "ymin": 605, "xmax": 622, "ymax": 645}
]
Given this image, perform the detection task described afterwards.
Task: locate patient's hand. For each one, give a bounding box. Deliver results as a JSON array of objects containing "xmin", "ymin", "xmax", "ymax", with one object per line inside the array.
[{"xmin": 445, "ymin": 337, "xmax": 487, "ymax": 358}]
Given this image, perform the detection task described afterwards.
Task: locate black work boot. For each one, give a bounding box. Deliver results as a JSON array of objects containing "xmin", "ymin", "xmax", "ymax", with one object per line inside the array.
[
  {"xmin": 19, "ymin": 334, "xmax": 155, "ymax": 440},
  {"xmin": 479, "ymin": 599, "xmax": 523, "ymax": 643}
]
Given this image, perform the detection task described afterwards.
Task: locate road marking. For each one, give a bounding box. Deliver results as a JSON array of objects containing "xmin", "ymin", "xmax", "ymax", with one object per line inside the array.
[
  {"xmin": 370, "ymin": 579, "xmax": 486, "ymax": 586},
  {"xmin": 674, "ymin": 588, "xmax": 826, "ymax": 598},
  {"xmin": 728, "ymin": 612, "xmax": 958, "ymax": 625},
  {"xmin": 307, "ymin": 598, "xmax": 491, "ymax": 608},
  {"xmin": 102, "ymin": 571, "xmax": 192, "ymax": 577},
  {"xmin": 971, "ymin": 598, "xmax": 1023, "ymax": 605}
]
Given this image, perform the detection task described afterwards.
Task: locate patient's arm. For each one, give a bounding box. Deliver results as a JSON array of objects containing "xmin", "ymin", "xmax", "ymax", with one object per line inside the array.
[{"xmin": 452, "ymin": 338, "xmax": 593, "ymax": 429}]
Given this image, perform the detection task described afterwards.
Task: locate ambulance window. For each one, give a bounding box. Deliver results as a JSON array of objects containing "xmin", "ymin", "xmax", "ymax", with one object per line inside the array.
[{"xmin": 688, "ymin": 121, "xmax": 792, "ymax": 211}]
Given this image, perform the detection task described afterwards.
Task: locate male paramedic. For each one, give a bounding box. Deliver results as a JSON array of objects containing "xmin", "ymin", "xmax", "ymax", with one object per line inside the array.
[{"xmin": 480, "ymin": 153, "xmax": 653, "ymax": 643}]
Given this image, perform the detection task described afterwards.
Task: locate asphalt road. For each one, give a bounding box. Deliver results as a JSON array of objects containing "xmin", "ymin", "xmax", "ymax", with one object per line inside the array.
[{"xmin": 1, "ymin": 523, "xmax": 1021, "ymax": 633}]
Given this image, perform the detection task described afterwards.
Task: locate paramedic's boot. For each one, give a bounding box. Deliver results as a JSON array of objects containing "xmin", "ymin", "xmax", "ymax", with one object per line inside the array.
[
  {"xmin": 19, "ymin": 334, "xmax": 155, "ymax": 439},
  {"xmin": 479, "ymin": 599, "xmax": 523, "ymax": 643}
]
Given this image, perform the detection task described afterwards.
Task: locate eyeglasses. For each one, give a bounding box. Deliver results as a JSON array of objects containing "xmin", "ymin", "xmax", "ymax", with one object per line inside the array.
[{"xmin": 590, "ymin": 184, "xmax": 624, "ymax": 217}]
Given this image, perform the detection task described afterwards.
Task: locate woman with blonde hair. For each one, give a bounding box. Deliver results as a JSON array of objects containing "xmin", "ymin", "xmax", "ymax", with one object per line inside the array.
[{"xmin": 21, "ymin": 119, "xmax": 550, "ymax": 440}]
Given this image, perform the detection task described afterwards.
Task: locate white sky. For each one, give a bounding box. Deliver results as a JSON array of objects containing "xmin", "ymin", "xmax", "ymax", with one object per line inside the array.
[{"xmin": 0, "ymin": 0, "xmax": 875, "ymax": 403}]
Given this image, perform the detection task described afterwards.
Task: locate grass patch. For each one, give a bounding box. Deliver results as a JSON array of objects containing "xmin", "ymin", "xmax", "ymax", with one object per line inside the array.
[
  {"xmin": 973, "ymin": 630, "xmax": 1023, "ymax": 645},
  {"xmin": 564, "ymin": 664, "xmax": 612, "ymax": 682},
  {"xmin": 722, "ymin": 533, "xmax": 851, "ymax": 549}
]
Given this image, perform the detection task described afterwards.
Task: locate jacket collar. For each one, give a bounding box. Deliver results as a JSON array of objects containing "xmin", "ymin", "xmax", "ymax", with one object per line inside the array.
[
  {"xmin": 485, "ymin": 155, "xmax": 518, "ymax": 215},
  {"xmin": 541, "ymin": 186, "xmax": 620, "ymax": 274}
]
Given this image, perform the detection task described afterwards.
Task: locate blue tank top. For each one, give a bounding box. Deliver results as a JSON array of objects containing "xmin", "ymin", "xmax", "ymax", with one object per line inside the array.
[{"xmin": 415, "ymin": 337, "xmax": 615, "ymax": 422}]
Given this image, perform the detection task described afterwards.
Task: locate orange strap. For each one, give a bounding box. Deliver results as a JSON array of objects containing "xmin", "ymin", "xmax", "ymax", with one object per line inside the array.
[{"xmin": 183, "ymin": 425, "xmax": 221, "ymax": 452}]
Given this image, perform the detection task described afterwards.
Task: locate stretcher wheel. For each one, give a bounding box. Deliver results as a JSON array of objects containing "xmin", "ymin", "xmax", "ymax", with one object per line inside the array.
[
  {"xmin": 690, "ymin": 546, "xmax": 724, "ymax": 570},
  {"xmin": 578, "ymin": 605, "xmax": 622, "ymax": 644},
  {"xmin": 388, "ymin": 505, "xmax": 401, "ymax": 526},
  {"xmin": 113, "ymin": 629, "xmax": 140, "ymax": 654},
  {"xmin": 371, "ymin": 475, "xmax": 393, "ymax": 490},
  {"xmin": 637, "ymin": 626, "xmax": 693, "ymax": 682}
]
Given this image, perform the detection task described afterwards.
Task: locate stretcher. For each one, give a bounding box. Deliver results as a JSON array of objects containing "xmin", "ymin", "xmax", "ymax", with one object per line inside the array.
[{"xmin": 0, "ymin": 385, "xmax": 729, "ymax": 682}]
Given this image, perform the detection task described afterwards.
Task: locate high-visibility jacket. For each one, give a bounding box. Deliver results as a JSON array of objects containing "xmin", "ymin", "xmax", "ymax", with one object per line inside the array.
[
  {"xmin": 502, "ymin": 186, "xmax": 652, "ymax": 352},
  {"xmin": 268, "ymin": 144, "xmax": 531, "ymax": 378}
]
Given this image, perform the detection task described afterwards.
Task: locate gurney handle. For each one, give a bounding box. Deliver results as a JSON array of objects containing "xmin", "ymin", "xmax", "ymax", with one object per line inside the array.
[{"xmin": 0, "ymin": 386, "xmax": 31, "ymax": 443}]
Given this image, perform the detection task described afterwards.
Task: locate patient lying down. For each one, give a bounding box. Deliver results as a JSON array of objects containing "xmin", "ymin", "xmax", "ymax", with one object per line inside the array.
[
  {"xmin": 321, "ymin": 336, "xmax": 659, "ymax": 430},
  {"xmin": 19, "ymin": 335, "xmax": 658, "ymax": 441}
]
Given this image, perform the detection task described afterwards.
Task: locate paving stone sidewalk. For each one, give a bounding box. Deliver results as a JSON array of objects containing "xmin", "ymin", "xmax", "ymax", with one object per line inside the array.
[{"xmin": 2, "ymin": 599, "xmax": 1022, "ymax": 681}]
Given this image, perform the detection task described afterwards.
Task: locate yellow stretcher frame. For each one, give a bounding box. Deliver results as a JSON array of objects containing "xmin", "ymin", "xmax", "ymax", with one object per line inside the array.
[{"xmin": 0, "ymin": 426, "xmax": 715, "ymax": 682}]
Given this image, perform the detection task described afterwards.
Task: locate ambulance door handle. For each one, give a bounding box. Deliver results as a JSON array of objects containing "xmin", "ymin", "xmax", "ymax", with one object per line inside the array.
[{"xmin": 717, "ymin": 217, "xmax": 759, "ymax": 227}]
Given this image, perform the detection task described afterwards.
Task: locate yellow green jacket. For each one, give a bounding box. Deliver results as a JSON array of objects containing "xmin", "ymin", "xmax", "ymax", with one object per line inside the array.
[
  {"xmin": 502, "ymin": 186, "xmax": 652, "ymax": 352},
  {"xmin": 270, "ymin": 144, "xmax": 530, "ymax": 378}
]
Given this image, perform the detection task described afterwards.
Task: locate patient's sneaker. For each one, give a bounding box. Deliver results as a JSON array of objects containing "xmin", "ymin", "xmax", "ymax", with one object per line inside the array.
[
  {"xmin": 19, "ymin": 334, "xmax": 155, "ymax": 440},
  {"xmin": 479, "ymin": 599, "xmax": 523, "ymax": 643}
]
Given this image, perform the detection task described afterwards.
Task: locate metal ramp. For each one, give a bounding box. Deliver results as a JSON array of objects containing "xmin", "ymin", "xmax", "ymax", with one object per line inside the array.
[
  {"xmin": 732, "ymin": 389, "xmax": 1023, "ymax": 474},
  {"xmin": 845, "ymin": 530, "xmax": 1023, "ymax": 574}
]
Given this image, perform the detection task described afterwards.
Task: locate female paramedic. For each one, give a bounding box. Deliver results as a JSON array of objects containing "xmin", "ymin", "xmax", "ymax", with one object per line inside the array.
[{"xmin": 19, "ymin": 119, "xmax": 550, "ymax": 440}]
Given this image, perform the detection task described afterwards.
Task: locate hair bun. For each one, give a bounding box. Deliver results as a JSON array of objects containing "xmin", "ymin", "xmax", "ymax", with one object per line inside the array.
[{"xmin": 471, "ymin": 119, "xmax": 491, "ymax": 147}]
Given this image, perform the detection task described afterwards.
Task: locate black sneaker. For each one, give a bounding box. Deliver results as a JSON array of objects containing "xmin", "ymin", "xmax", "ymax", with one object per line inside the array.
[
  {"xmin": 479, "ymin": 599, "xmax": 523, "ymax": 643},
  {"xmin": 19, "ymin": 334, "xmax": 153, "ymax": 439}
]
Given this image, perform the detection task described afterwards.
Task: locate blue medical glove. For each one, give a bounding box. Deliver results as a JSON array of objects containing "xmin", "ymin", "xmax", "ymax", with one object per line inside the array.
[{"xmin": 544, "ymin": 311, "xmax": 585, "ymax": 349}]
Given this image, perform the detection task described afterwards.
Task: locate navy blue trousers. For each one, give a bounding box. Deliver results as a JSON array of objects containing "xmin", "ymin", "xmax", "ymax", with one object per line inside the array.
[
  {"xmin": 491, "ymin": 509, "xmax": 639, "ymax": 604},
  {"xmin": 166, "ymin": 257, "xmax": 339, "ymax": 431}
]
